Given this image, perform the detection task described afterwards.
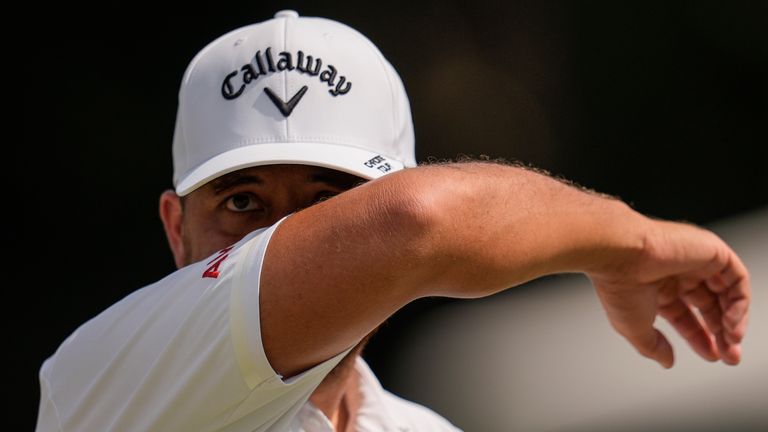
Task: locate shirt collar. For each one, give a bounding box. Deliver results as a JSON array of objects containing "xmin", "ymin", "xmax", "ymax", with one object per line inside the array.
[{"xmin": 294, "ymin": 356, "xmax": 408, "ymax": 432}]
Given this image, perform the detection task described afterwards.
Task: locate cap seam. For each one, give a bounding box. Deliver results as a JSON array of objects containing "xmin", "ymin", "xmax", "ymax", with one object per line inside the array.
[{"xmin": 281, "ymin": 16, "xmax": 290, "ymax": 138}]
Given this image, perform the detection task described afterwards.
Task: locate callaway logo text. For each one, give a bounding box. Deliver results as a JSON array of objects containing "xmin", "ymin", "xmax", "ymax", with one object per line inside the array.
[{"xmin": 222, "ymin": 48, "xmax": 352, "ymax": 100}]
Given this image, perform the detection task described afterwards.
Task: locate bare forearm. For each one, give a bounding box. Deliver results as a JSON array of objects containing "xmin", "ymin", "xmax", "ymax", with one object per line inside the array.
[
  {"xmin": 394, "ymin": 162, "xmax": 649, "ymax": 298},
  {"xmin": 377, "ymin": 162, "xmax": 750, "ymax": 368}
]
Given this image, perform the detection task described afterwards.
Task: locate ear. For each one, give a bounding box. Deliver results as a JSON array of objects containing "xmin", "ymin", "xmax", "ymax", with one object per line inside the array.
[{"xmin": 159, "ymin": 190, "xmax": 186, "ymax": 269}]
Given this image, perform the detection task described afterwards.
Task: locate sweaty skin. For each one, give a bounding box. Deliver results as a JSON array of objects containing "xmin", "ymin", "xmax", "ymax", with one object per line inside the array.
[{"xmin": 160, "ymin": 162, "xmax": 750, "ymax": 431}]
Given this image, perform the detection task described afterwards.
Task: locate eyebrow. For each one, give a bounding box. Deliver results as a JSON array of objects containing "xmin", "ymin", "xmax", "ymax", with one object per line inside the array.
[
  {"xmin": 309, "ymin": 170, "xmax": 366, "ymax": 190},
  {"xmin": 209, "ymin": 168, "xmax": 366, "ymax": 195},
  {"xmin": 211, "ymin": 174, "xmax": 263, "ymax": 194}
]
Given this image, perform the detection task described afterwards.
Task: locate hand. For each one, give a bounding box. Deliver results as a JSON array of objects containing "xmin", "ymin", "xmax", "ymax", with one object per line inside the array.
[{"xmin": 589, "ymin": 219, "xmax": 750, "ymax": 368}]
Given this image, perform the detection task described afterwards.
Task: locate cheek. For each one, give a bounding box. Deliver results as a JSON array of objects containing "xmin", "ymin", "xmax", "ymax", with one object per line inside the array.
[
  {"xmin": 214, "ymin": 209, "xmax": 276, "ymax": 241},
  {"xmin": 181, "ymin": 215, "xmax": 240, "ymax": 265},
  {"xmin": 180, "ymin": 201, "xmax": 272, "ymax": 265}
]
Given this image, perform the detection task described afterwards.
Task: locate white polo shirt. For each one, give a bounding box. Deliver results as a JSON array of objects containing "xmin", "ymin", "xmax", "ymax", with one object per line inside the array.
[
  {"xmin": 36, "ymin": 221, "xmax": 461, "ymax": 431},
  {"xmin": 290, "ymin": 357, "xmax": 462, "ymax": 431}
]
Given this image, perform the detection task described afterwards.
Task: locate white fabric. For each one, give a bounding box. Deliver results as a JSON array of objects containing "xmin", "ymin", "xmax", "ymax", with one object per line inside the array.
[
  {"xmin": 289, "ymin": 357, "xmax": 463, "ymax": 431},
  {"xmin": 36, "ymin": 217, "xmax": 460, "ymax": 431},
  {"xmin": 173, "ymin": 10, "xmax": 416, "ymax": 195},
  {"xmin": 38, "ymin": 220, "xmax": 343, "ymax": 431}
]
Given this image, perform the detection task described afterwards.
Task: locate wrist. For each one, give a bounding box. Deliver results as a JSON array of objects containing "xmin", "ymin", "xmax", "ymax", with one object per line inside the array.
[{"xmin": 575, "ymin": 200, "xmax": 651, "ymax": 279}]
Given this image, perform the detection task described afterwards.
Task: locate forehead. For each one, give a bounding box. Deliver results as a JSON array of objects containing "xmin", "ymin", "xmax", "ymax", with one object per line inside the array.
[{"xmin": 207, "ymin": 164, "xmax": 366, "ymax": 193}]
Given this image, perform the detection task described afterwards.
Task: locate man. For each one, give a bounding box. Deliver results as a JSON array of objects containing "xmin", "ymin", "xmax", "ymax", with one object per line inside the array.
[{"xmin": 36, "ymin": 10, "xmax": 750, "ymax": 432}]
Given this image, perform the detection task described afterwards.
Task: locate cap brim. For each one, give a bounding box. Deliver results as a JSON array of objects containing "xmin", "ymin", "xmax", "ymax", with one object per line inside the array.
[{"xmin": 175, "ymin": 142, "xmax": 405, "ymax": 196}]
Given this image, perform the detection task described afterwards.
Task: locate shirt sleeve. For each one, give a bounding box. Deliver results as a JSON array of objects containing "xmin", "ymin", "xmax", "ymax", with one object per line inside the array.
[{"xmin": 227, "ymin": 216, "xmax": 352, "ymax": 426}]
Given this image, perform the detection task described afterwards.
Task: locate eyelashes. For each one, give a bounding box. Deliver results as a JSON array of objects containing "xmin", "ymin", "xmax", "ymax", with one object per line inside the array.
[
  {"xmin": 223, "ymin": 190, "xmax": 338, "ymax": 213},
  {"xmin": 224, "ymin": 193, "xmax": 264, "ymax": 212}
]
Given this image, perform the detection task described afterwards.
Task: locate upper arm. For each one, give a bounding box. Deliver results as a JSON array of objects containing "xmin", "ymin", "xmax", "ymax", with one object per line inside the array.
[{"xmin": 258, "ymin": 173, "xmax": 434, "ymax": 377}]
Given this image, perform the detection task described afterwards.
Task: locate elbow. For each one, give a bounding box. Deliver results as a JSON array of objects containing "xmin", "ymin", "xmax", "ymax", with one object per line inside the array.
[
  {"xmin": 372, "ymin": 167, "xmax": 515, "ymax": 299},
  {"xmin": 373, "ymin": 170, "xmax": 445, "ymax": 242},
  {"xmin": 366, "ymin": 170, "xmax": 459, "ymax": 295}
]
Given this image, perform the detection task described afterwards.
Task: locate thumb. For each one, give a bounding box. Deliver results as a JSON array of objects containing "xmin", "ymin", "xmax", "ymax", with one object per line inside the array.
[{"xmin": 628, "ymin": 328, "xmax": 674, "ymax": 369}]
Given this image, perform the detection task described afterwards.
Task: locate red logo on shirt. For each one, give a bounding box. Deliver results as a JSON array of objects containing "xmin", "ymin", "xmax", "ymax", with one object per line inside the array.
[{"xmin": 202, "ymin": 246, "xmax": 234, "ymax": 279}]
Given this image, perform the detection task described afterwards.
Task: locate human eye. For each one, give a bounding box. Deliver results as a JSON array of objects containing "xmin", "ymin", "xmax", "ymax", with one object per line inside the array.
[{"xmin": 224, "ymin": 193, "xmax": 263, "ymax": 212}]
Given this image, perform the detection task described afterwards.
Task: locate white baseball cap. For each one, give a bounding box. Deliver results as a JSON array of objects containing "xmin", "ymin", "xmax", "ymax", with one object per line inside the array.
[{"xmin": 172, "ymin": 10, "xmax": 416, "ymax": 196}]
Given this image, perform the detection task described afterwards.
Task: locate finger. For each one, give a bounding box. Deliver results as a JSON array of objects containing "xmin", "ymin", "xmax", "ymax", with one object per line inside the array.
[
  {"xmin": 714, "ymin": 329, "xmax": 733, "ymax": 364},
  {"xmin": 682, "ymin": 283, "xmax": 723, "ymax": 333},
  {"xmin": 720, "ymin": 278, "xmax": 749, "ymax": 366},
  {"xmin": 720, "ymin": 338, "xmax": 742, "ymax": 366},
  {"xmin": 689, "ymin": 245, "xmax": 750, "ymax": 366},
  {"xmin": 659, "ymin": 298, "xmax": 718, "ymax": 361},
  {"xmin": 718, "ymin": 253, "xmax": 750, "ymax": 364},
  {"xmin": 705, "ymin": 271, "xmax": 729, "ymax": 293},
  {"xmin": 594, "ymin": 281, "xmax": 672, "ymax": 368},
  {"xmin": 723, "ymin": 292, "xmax": 749, "ymax": 340},
  {"xmin": 676, "ymin": 233, "xmax": 731, "ymax": 282},
  {"xmin": 715, "ymin": 293, "xmax": 745, "ymax": 365},
  {"xmin": 627, "ymin": 328, "xmax": 674, "ymax": 369},
  {"xmin": 724, "ymin": 310, "xmax": 748, "ymax": 345},
  {"xmin": 721, "ymin": 268, "xmax": 751, "ymax": 333},
  {"xmin": 681, "ymin": 283, "xmax": 724, "ymax": 358},
  {"xmin": 705, "ymin": 251, "xmax": 747, "ymax": 294}
]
